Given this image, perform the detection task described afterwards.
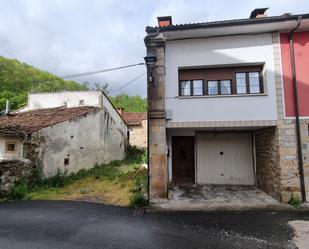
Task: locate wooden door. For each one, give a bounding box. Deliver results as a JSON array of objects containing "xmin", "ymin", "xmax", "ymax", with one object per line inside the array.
[{"xmin": 172, "ymin": 136, "xmax": 195, "ymax": 184}]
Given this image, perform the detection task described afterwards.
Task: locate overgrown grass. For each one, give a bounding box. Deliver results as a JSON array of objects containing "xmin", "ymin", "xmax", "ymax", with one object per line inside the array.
[{"xmin": 6, "ymin": 146, "xmax": 149, "ymax": 207}]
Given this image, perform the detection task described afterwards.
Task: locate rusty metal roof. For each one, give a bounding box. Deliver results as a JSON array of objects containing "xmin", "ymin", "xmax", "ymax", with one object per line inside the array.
[{"xmin": 0, "ymin": 106, "xmax": 101, "ymax": 137}]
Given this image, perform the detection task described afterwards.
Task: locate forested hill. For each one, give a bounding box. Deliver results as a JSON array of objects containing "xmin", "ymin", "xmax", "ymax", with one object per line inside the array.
[
  {"xmin": 0, "ymin": 56, "xmax": 147, "ymax": 113},
  {"xmin": 0, "ymin": 56, "xmax": 87, "ymax": 110}
]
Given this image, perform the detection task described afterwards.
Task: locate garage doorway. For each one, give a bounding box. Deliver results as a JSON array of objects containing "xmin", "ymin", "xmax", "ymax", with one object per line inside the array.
[
  {"xmin": 196, "ymin": 133, "xmax": 255, "ymax": 185},
  {"xmin": 172, "ymin": 136, "xmax": 195, "ymax": 184}
]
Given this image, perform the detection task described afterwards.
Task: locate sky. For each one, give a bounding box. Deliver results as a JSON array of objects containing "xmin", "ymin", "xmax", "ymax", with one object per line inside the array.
[{"xmin": 1, "ymin": 0, "xmax": 309, "ymax": 97}]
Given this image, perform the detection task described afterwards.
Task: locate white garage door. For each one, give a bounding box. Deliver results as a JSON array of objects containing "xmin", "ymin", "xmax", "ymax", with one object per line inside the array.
[{"xmin": 196, "ymin": 133, "xmax": 255, "ymax": 185}]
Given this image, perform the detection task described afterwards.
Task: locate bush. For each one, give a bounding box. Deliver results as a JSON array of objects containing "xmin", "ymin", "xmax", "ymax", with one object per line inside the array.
[
  {"xmin": 141, "ymin": 149, "xmax": 148, "ymax": 164},
  {"xmin": 7, "ymin": 180, "xmax": 31, "ymax": 201},
  {"xmin": 288, "ymin": 193, "xmax": 302, "ymax": 207},
  {"xmin": 129, "ymin": 168, "xmax": 148, "ymax": 208},
  {"xmin": 44, "ymin": 168, "xmax": 67, "ymax": 188},
  {"xmin": 129, "ymin": 192, "xmax": 148, "ymax": 208}
]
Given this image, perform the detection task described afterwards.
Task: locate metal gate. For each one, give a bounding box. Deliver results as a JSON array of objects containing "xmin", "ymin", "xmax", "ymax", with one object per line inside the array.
[{"xmin": 196, "ymin": 133, "xmax": 255, "ymax": 185}]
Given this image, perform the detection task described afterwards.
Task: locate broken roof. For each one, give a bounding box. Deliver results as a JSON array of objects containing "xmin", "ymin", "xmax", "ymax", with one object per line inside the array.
[
  {"xmin": 122, "ymin": 112, "xmax": 147, "ymax": 126},
  {"xmin": 0, "ymin": 106, "xmax": 100, "ymax": 137}
]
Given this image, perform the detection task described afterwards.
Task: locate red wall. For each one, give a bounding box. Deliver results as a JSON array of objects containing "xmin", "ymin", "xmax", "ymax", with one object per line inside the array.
[{"xmin": 280, "ymin": 31, "xmax": 309, "ymax": 117}]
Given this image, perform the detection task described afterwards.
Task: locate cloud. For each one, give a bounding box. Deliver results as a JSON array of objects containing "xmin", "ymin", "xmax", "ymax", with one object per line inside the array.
[{"xmin": 0, "ymin": 0, "xmax": 308, "ymax": 97}]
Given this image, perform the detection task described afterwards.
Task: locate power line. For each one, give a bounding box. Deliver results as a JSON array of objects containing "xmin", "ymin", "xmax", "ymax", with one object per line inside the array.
[
  {"xmin": 110, "ymin": 72, "xmax": 146, "ymax": 94},
  {"xmin": 9, "ymin": 62, "xmax": 145, "ymax": 86}
]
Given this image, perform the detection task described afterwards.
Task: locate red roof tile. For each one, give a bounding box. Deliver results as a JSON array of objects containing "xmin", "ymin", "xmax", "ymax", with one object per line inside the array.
[
  {"xmin": 122, "ymin": 112, "xmax": 147, "ymax": 125},
  {"xmin": 0, "ymin": 106, "xmax": 100, "ymax": 136}
]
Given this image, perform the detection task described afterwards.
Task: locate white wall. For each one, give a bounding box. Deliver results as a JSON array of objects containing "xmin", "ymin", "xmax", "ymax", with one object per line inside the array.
[
  {"xmin": 36, "ymin": 108, "xmax": 127, "ymax": 177},
  {"xmin": 16, "ymin": 91, "xmax": 102, "ymax": 112},
  {"xmin": 165, "ymin": 34, "xmax": 278, "ymax": 122},
  {"xmin": 0, "ymin": 137, "xmax": 23, "ymax": 160}
]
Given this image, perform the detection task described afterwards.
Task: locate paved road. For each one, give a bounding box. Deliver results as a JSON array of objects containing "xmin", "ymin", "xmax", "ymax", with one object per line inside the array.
[{"xmin": 0, "ymin": 201, "xmax": 309, "ymax": 249}]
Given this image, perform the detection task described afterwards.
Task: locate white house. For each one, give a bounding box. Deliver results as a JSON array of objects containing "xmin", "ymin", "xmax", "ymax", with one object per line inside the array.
[
  {"xmin": 0, "ymin": 91, "xmax": 128, "ymax": 195},
  {"xmin": 145, "ymin": 9, "xmax": 309, "ymax": 203}
]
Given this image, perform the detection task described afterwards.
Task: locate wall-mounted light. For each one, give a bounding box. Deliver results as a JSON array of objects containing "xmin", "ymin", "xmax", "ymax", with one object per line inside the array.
[{"xmin": 144, "ymin": 54, "xmax": 157, "ymax": 82}]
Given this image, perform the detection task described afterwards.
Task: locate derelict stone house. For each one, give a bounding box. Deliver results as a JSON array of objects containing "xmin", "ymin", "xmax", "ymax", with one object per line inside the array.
[
  {"xmin": 0, "ymin": 91, "xmax": 127, "ymax": 195},
  {"xmin": 145, "ymin": 9, "xmax": 309, "ymax": 204},
  {"xmin": 121, "ymin": 111, "xmax": 147, "ymax": 149}
]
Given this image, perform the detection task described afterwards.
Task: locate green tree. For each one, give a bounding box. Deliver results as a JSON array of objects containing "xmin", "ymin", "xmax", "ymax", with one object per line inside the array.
[
  {"xmin": 109, "ymin": 94, "xmax": 146, "ymax": 112},
  {"xmin": 0, "ymin": 56, "xmax": 88, "ymax": 111}
]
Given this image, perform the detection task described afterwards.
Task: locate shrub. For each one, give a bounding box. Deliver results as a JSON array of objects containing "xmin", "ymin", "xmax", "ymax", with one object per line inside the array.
[
  {"xmin": 129, "ymin": 168, "xmax": 148, "ymax": 208},
  {"xmin": 44, "ymin": 168, "xmax": 67, "ymax": 188},
  {"xmin": 141, "ymin": 149, "xmax": 148, "ymax": 164},
  {"xmin": 288, "ymin": 193, "xmax": 302, "ymax": 207},
  {"xmin": 129, "ymin": 192, "xmax": 148, "ymax": 208},
  {"xmin": 7, "ymin": 180, "xmax": 31, "ymax": 201}
]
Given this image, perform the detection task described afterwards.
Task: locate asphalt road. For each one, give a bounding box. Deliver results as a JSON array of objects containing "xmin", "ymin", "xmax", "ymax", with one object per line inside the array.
[{"xmin": 0, "ymin": 201, "xmax": 309, "ymax": 249}]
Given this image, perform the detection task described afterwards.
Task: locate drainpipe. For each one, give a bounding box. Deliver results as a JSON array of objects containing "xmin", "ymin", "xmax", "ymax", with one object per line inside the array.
[{"xmin": 289, "ymin": 16, "xmax": 306, "ymax": 202}]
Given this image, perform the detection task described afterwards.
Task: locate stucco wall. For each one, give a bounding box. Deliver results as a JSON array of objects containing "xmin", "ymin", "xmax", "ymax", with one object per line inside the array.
[
  {"xmin": 35, "ymin": 108, "xmax": 127, "ymax": 177},
  {"xmin": 280, "ymin": 31, "xmax": 309, "ymax": 117},
  {"xmin": 16, "ymin": 91, "xmax": 102, "ymax": 112},
  {"xmin": 129, "ymin": 120, "xmax": 147, "ymax": 149},
  {"xmin": 0, "ymin": 137, "xmax": 23, "ymax": 160},
  {"xmin": 165, "ymin": 34, "xmax": 278, "ymax": 122}
]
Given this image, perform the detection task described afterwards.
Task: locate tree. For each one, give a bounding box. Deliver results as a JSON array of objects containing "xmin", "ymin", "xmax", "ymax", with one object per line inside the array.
[{"xmin": 109, "ymin": 94, "xmax": 146, "ymax": 112}]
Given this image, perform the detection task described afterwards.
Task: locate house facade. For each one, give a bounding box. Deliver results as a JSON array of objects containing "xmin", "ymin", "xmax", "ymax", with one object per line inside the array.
[
  {"xmin": 121, "ymin": 111, "xmax": 147, "ymax": 149},
  {"xmin": 145, "ymin": 9, "xmax": 309, "ymax": 203},
  {"xmin": 0, "ymin": 91, "xmax": 128, "ymax": 195}
]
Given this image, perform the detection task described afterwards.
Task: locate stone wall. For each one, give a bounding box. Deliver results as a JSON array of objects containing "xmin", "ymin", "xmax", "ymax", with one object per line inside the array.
[
  {"xmin": 255, "ymin": 120, "xmax": 309, "ymax": 203},
  {"xmin": 278, "ymin": 119, "xmax": 309, "ymax": 202},
  {"xmin": 129, "ymin": 120, "xmax": 147, "ymax": 149},
  {"xmin": 255, "ymin": 127, "xmax": 283, "ymax": 201},
  {"xmin": 146, "ymin": 36, "xmax": 168, "ymax": 199},
  {"xmin": 0, "ymin": 159, "xmax": 32, "ymax": 196}
]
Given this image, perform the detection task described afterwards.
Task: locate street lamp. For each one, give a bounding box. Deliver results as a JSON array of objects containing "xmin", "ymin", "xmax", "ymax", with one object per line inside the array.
[{"xmin": 144, "ymin": 54, "xmax": 157, "ymax": 82}]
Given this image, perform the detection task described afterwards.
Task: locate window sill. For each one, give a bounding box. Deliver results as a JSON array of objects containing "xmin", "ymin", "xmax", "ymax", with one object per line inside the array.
[{"xmin": 177, "ymin": 93, "xmax": 267, "ymax": 99}]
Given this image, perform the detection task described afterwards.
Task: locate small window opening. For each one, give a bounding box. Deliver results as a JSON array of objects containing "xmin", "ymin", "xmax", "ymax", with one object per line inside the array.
[
  {"xmin": 64, "ymin": 158, "xmax": 70, "ymax": 166},
  {"xmin": 5, "ymin": 142, "xmax": 16, "ymax": 153},
  {"xmin": 79, "ymin": 100, "xmax": 84, "ymax": 106}
]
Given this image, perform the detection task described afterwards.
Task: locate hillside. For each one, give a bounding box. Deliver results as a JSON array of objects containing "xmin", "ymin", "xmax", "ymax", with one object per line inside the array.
[{"xmin": 0, "ymin": 56, "xmax": 87, "ymax": 111}]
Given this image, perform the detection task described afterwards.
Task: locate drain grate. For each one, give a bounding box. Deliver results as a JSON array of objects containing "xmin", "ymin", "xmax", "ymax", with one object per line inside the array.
[{"xmin": 133, "ymin": 207, "xmax": 146, "ymax": 216}]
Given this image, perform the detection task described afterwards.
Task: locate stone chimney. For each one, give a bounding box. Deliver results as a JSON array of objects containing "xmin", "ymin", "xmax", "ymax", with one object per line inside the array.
[
  {"xmin": 157, "ymin": 16, "xmax": 172, "ymax": 27},
  {"xmin": 250, "ymin": 8, "xmax": 269, "ymax": 19}
]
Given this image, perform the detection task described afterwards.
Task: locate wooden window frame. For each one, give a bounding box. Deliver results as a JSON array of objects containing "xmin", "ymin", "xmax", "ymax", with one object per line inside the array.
[
  {"xmin": 178, "ymin": 66, "xmax": 264, "ymax": 97},
  {"xmin": 235, "ymin": 71, "xmax": 263, "ymax": 94},
  {"xmin": 179, "ymin": 79, "xmax": 204, "ymax": 96},
  {"xmin": 5, "ymin": 141, "xmax": 17, "ymax": 153}
]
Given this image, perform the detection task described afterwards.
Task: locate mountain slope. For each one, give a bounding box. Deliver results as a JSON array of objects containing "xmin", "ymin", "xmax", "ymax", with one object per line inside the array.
[{"xmin": 0, "ymin": 56, "xmax": 87, "ymax": 111}]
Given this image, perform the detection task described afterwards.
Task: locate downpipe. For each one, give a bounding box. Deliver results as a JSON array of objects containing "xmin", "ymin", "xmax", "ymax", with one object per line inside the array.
[{"xmin": 289, "ymin": 16, "xmax": 306, "ymax": 202}]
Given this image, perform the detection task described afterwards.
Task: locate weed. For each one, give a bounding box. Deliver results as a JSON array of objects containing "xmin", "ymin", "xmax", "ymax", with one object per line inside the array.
[
  {"xmin": 80, "ymin": 187, "xmax": 90, "ymax": 194},
  {"xmin": 129, "ymin": 192, "xmax": 147, "ymax": 208},
  {"xmin": 288, "ymin": 193, "xmax": 302, "ymax": 207},
  {"xmin": 7, "ymin": 180, "xmax": 31, "ymax": 201}
]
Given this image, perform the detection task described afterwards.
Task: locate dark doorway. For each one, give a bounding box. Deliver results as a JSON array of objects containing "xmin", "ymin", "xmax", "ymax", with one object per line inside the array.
[{"xmin": 172, "ymin": 136, "xmax": 195, "ymax": 184}]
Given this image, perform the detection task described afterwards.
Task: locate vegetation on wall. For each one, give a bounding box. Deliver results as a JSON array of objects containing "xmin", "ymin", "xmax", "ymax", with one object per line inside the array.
[{"xmin": 5, "ymin": 146, "xmax": 148, "ymax": 207}]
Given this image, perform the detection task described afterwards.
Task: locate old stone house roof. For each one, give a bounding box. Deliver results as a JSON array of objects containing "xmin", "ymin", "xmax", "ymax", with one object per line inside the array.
[
  {"xmin": 122, "ymin": 112, "xmax": 147, "ymax": 126},
  {"xmin": 0, "ymin": 106, "xmax": 100, "ymax": 137}
]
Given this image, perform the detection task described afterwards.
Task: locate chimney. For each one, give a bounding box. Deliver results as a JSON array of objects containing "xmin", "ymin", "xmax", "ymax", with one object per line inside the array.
[
  {"xmin": 117, "ymin": 108, "xmax": 123, "ymax": 116},
  {"xmin": 250, "ymin": 8, "xmax": 269, "ymax": 19},
  {"xmin": 5, "ymin": 99, "xmax": 10, "ymax": 115},
  {"xmin": 157, "ymin": 16, "xmax": 172, "ymax": 27}
]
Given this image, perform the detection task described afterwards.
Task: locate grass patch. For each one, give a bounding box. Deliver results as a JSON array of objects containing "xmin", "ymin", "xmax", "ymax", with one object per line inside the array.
[
  {"xmin": 288, "ymin": 193, "xmax": 302, "ymax": 208},
  {"xmin": 6, "ymin": 146, "xmax": 148, "ymax": 207}
]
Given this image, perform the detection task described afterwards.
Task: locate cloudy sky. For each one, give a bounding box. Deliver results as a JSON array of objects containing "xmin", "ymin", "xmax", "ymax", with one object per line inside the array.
[{"xmin": 1, "ymin": 0, "xmax": 309, "ymax": 97}]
